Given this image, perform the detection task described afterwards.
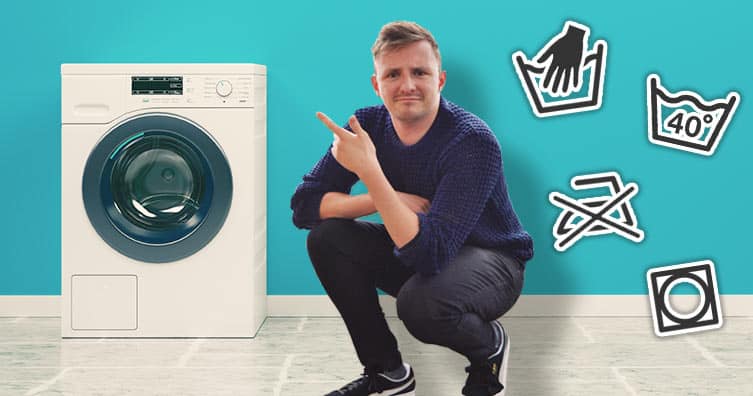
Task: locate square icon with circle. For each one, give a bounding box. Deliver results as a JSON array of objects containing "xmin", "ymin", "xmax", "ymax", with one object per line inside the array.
[{"xmin": 647, "ymin": 260, "xmax": 723, "ymax": 337}]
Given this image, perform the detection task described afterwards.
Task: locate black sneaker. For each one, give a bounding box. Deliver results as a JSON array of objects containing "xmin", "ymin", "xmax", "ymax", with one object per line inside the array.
[
  {"xmin": 462, "ymin": 321, "xmax": 510, "ymax": 396},
  {"xmin": 325, "ymin": 363, "xmax": 415, "ymax": 396}
]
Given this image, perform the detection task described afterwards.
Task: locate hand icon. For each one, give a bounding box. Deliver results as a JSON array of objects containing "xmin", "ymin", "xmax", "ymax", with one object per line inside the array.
[{"xmin": 535, "ymin": 22, "xmax": 588, "ymax": 96}]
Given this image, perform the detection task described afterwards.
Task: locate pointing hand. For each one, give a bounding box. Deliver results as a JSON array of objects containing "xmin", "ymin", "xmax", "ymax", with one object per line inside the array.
[{"xmin": 316, "ymin": 112, "xmax": 379, "ymax": 178}]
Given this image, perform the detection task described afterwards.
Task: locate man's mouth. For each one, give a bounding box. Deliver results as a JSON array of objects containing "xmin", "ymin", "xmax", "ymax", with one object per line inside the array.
[{"xmin": 396, "ymin": 96, "xmax": 422, "ymax": 102}]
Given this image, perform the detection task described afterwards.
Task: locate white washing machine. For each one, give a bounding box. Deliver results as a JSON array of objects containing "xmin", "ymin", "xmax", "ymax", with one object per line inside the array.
[{"xmin": 61, "ymin": 64, "xmax": 267, "ymax": 337}]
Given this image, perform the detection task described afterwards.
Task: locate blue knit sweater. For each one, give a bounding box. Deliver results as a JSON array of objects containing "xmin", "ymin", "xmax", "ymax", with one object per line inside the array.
[{"xmin": 291, "ymin": 97, "xmax": 533, "ymax": 276}]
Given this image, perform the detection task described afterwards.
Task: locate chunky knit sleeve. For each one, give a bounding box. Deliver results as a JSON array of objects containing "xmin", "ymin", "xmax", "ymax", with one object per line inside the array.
[
  {"xmin": 290, "ymin": 144, "xmax": 359, "ymax": 229},
  {"xmin": 291, "ymin": 108, "xmax": 383, "ymax": 229},
  {"xmin": 393, "ymin": 132, "xmax": 502, "ymax": 275}
]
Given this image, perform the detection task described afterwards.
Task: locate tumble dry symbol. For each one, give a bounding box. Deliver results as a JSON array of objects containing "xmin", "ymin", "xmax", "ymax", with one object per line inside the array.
[
  {"xmin": 647, "ymin": 74, "xmax": 740, "ymax": 156},
  {"xmin": 549, "ymin": 172, "xmax": 644, "ymax": 252},
  {"xmin": 647, "ymin": 260, "xmax": 723, "ymax": 337},
  {"xmin": 513, "ymin": 20, "xmax": 608, "ymax": 117}
]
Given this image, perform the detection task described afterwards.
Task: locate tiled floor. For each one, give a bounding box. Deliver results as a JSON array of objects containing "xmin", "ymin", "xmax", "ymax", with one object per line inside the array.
[{"xmin": 2, "ymin": 316, "xmax": 752, "ymax": 395}]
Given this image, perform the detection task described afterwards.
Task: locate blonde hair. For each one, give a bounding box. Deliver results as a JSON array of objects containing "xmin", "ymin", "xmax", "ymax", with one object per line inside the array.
[{"xmin": 371, "ymin": 21, "xmax": 441, "ymax": 68}]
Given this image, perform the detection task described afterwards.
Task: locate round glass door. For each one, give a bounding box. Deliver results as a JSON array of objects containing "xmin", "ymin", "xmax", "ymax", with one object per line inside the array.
[{"xmin": 82, "ymin": 113, "xmax": 232, "ymax": 263}]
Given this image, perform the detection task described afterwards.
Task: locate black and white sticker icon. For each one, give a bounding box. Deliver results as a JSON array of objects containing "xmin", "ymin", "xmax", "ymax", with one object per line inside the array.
[
  {"xmin": 647, "ymin": 260, "xmax": 723, "ymax": 337},
  {"xmin": 647, "ymin": 74, "xmax": 740, "ymax": 156},
  {"xmin": 512, "ymin": 21, "xmax": 608, "ymax": 117},
  {"xmin": 549, "ymin": 171, "xmax": 644, "ymax": 252}
]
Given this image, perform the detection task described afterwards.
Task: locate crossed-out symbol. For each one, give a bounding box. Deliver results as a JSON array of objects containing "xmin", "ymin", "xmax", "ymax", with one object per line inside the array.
[{"xmin": 549, "ymin": 172, "xmax": 645, "ymax": 251}]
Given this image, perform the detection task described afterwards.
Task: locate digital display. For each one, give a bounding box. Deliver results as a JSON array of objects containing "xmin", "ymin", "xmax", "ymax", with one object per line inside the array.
[{"xmin": 131, "ymin": 76, "xmax": 183, "ymax": 95}]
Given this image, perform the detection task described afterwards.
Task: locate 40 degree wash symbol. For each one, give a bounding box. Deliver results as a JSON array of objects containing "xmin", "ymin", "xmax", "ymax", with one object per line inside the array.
[
  {"xmin": 647, "ymin": 74, "xmax": 740, "ymax": 156},
  {"xmin": 664, "ymin": 112, "xmax": 715, "ymax": 140}
]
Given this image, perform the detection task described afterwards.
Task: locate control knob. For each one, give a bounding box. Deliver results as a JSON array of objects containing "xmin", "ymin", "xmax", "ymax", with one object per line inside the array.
[{"xmin": 216, "ymin": 80, "xmax": 233, "ymax": 97}]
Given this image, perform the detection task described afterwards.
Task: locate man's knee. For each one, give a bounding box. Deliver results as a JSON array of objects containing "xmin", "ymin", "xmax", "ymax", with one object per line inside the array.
[
  {"xmin": 306, "ymin": 218, "xmax": 354, "ymax": 254},
  {"xmin": 397, "ymin": 283, "xmax": 459, "ymax": 343}
]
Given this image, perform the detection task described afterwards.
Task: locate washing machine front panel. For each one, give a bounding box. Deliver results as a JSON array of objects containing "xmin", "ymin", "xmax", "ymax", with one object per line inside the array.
[
  {"xmin": 63, "ymin": 64, "xmax": 267, "ymax": 337},
  {"xmin": 82, "ymin": 113, "xmax": 232, "ymax": 263}
]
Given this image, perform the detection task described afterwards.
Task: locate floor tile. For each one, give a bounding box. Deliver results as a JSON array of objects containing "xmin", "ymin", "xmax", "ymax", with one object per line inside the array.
[
  {"xmin": 1, "ymin": 316, "xmax": 751, "ymax": 395},
  {"xmin": 508, "ymin": 367, "xmax": 631, "ymax": 396},
  {"xmin": 620, "ymin": 368, "xmax": 753, "ymax": 396},
  {"xmin": 42, "ymin": 367, "xmax": 279, "ymax": 396},
  {"xmin": 0, "ymin": 318, "xmax": 60, "ymax": 343},
  {"xmin": 509, "ymin": 340, "xmax": 714, "ymax": 368}
]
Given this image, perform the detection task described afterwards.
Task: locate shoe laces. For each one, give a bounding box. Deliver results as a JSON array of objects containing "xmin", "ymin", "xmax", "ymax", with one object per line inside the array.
[
  {"xmin": 338, "ymin": 374, "xmax": 370, "ymax": 393},
  {"xmin": 365, "ymin": 367, "xmax": 385, "ymax": 393},
  {"xmin": 338, "ymin": 367, "xmax": 384, "ymax": 393}
]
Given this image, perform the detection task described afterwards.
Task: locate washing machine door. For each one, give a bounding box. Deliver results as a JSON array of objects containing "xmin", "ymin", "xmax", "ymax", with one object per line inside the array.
[{"xmin": 82, "ymin": 113, "xmax": 232, "ymax": 263}]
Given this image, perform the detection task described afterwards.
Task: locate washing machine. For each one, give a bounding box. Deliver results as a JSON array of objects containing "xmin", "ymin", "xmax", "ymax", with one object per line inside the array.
[{"xmin": 61, "ymin": 64, "xmax": 267, "ymax": 337}]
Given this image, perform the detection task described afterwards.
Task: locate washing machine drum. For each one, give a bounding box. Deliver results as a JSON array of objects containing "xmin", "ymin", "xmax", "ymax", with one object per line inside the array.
[{"xmin": 82, "ymin": 113, "xmax": 232, "ymax": 263}]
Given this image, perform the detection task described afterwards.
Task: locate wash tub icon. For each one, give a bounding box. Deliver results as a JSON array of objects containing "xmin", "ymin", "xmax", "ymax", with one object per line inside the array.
[
  {"xmin": 512, "ymin": 21, "xmax": 608, "ymax": 117},
  {"xmin": 647, "ymin": 74, "xmax": 740, "ymax": 156}
]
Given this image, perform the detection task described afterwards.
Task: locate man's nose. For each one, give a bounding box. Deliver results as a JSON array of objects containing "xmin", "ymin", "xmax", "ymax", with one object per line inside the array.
[{"xmin": 399, "ymin": 75, "xmax": 417, "ymax": 93}]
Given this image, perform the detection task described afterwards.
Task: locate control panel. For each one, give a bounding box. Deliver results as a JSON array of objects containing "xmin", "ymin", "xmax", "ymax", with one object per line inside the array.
[{"xmin": 128, "ymin": 74, "xmax": 254, "ymax": 107}]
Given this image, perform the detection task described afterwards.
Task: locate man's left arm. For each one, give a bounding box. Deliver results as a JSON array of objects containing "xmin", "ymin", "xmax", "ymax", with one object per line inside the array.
[{"xmin": 359, "ymin": 167, "xmax": 419, "ymax": 248}]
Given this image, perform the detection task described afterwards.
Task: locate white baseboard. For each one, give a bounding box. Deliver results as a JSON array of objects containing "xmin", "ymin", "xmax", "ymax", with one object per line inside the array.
[
  {"xmin": 2, "ymin": 295, "xmax": 752, "ymax": 317},
  {"xmin": 0, "ymin": 296, "xmax": 60, "ymax": 317}
]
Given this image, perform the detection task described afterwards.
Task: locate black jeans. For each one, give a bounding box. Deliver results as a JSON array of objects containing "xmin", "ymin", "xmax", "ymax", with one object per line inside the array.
[{"xmin": 306, "ymin": 218, "xmax": 525, "ymax": 371}]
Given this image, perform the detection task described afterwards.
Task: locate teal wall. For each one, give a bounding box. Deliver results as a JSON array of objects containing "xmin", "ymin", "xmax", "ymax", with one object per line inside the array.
[{"xmin": 0, "ymin": 0, "xmax": 749, "ymax": 295}]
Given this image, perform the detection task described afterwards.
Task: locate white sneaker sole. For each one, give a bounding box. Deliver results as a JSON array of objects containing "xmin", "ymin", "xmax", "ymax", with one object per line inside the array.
[
  {"xmin": 369, "ymin": 364, "xmax": 415, "ymax": 396},
  {"xmin": 499, "ymin": 330, "xmax": 511, "ymax": 396},
  {"xmin": 367, "ymin": 379, "xmax": 415, "ymax": 396}
]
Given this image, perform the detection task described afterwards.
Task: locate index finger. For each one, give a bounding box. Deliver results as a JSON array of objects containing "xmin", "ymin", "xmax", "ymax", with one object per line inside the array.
[{"xmin": 316, "ymin": 112, "xmax": 349, "ymax": 139}]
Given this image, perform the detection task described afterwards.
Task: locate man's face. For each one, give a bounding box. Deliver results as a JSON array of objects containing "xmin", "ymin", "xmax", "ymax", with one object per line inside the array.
[{"xmin": 371, "ymin": 40, "xmax": 446, "ymax": 126}]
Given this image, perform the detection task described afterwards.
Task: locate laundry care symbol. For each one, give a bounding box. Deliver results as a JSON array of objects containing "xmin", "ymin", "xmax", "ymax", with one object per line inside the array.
[
  {"xmin": 513, "ymin": 21, "xmax": 608, "ymax": 117},
  {"xmin": 647, "ymin": 260, "xmax": 723, "ymax": 337},
  {"xmin": 549, "ymin": 171, "xmax": 644, "ymax": 252},
  {"xmin": 647, "ymin": 74, "xmax": 740, "ymax": 156}
]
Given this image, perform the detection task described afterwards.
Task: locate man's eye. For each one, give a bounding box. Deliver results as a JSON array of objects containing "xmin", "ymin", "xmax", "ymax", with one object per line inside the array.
[
  {"xmin": 387, "ymin": 72, "xmax": 399, "ymax": 78},
  {"xmin": 413, "ymin": 70, "xmax": 426, "ymax": 76}
]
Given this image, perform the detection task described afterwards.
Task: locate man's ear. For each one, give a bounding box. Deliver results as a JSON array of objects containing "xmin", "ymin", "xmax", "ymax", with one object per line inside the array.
[
  {"xmin": 438, "ymin": 70, "xmax": 447, "ymax": 91},
  {"xmin": 371, "ymin": 74, "xmax": 380, "ymax": 97}
]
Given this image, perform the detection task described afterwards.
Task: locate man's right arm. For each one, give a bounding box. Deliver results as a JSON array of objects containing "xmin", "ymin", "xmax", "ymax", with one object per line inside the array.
[
  {"xmin": 291, "ymin": 151, "xmax": 432, "ymax": 227},
  {"xmin": 320, "ymin": 191, "xmax": 431, "ymax": 220},
  {"xmin": 291, "ymin": 146, "xmax": 360, "ymax": 229},
  {"xmin": 319, "ymin": 192, "xmax": 376, "ymax": 220}
]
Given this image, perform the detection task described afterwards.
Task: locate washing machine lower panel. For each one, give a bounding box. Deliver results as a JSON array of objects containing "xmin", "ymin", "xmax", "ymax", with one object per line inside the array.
[{"xmin": 61, "ymin": 259, "xmax": 266, "ymax": 338}]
